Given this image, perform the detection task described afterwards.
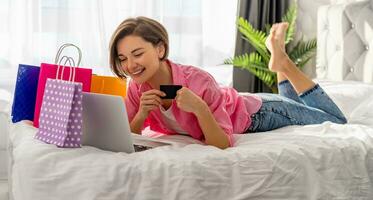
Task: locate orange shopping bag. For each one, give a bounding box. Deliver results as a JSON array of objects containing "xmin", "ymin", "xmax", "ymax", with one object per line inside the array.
[{"xmin": 90, "ymin": 75, "xmax": 127, "ymax": 99}]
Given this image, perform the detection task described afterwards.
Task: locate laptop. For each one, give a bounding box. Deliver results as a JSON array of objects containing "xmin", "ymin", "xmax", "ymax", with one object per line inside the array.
[{"xmin": 81, "ymin": 92, "xmax": 172, "ymax": 153}]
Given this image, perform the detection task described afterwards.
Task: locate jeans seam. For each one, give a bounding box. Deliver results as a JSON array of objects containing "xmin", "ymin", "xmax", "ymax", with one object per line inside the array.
[
  {"xmin": 298, "ymin": 84, "xmax": 347, "ymax": 123},
  {"xmin": 278, "ymin": 79, "xmax": 290, "ymax": 86},
  {"xmin": 261, "ymin": 107, "xmax": 305, "ymax": 126},
  {"xmin": 299, "ymin": 84, "xmax": 320, "ymax": 98}
]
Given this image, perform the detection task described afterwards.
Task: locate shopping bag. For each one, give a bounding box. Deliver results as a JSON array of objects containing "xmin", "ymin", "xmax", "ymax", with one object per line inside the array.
[
  {"xmin": 33, "ymin": 43, "xmax": 92, "ymax": 128},
  {"xmin": 90, "ymin": 75, "xmax": 127, "ymax": 99},
  {"xmin": 11, "ymin": 64, "xmax": 40, "ymax": 123},
  {"xmin": 35, "ymin": 56, "xmax": 83, "ymax": 148}
]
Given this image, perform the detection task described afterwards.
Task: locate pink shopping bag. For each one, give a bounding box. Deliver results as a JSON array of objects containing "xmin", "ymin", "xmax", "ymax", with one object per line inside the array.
[
  {"xmin": 33, "ymin": 44, "xmax": 92, "ymax": 128},
  {"xmin": 35, "ymin": 56, "xmax": 84, "ymax": 148}
]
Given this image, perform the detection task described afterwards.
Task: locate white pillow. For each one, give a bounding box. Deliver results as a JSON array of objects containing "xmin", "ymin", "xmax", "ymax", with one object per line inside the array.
[
  {"xmin": 240, "ymin": 80, "xmax": 373, "ymax": 125},
  {"xmin": 317, "ymin": 79, "xmax": 373, "ymax": 123}
]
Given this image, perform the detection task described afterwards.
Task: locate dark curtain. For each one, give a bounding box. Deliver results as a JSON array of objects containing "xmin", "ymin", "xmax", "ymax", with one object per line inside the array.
[{"xmin": 233, "ymin": 0, "xmax": 290, "ymax": 93}]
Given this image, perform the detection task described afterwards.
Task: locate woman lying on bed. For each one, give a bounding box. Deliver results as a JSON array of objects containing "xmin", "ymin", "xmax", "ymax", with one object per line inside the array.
[{"xmin": 108, "ymin": 16, "xmax": 347, "ymax": 149}]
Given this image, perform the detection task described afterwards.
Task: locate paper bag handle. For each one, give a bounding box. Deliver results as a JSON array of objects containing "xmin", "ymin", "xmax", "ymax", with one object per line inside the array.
[
  {"xmin": 54, "ymin": 43, "xmax": 82, "ymax": 66},
  {"xmin": 56, "ymin": 56, "xmax": 77, "ymax": 82}
]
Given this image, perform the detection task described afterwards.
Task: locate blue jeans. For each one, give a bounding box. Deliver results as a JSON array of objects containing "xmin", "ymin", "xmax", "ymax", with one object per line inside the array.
[{"xmin": 247, "ymin": 80, "xmax": 347, "ymax": 132}]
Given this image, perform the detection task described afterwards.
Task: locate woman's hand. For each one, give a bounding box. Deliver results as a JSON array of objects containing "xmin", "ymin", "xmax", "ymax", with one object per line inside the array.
[
  {"xmin": 176, "ymin": 87, "xmax": 230, "ymax": 149},
  {"xmin": 175, "ymin": 87, "xmax": 206, "ymax": 115},
  {"xmin": 137, "ymin": 89, "xmax": 166, "ymax": 119}
]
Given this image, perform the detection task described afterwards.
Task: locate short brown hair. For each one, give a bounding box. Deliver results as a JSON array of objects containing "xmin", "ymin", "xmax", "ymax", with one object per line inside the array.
[{"xmin": 109, "ymin": 16, "xmax": 169, "ymax": 79}]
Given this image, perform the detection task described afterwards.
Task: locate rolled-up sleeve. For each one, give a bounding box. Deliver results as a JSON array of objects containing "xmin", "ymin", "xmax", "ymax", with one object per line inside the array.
[
  {"xmin": 125, "ymin": 81, "xmax": 140, "ymax": 123},
  {"xmin": 199, "ymin": 77, "xmax": 234, "ymax": 147}
]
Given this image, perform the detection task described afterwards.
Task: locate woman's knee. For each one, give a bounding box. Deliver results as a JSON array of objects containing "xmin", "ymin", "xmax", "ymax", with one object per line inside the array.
[
  {"xmin": 337, "ymin": 116, "xmax": 348, "ymax": 124},
  {"xmin": 333, "ymin": 115, "xmax": 348, "ymax": 124}
]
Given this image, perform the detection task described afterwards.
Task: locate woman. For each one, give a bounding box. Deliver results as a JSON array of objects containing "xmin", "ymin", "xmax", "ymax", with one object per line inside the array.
[{"xmin": 109, "ymin": 16, "xmax": 347, "ymax": 149}]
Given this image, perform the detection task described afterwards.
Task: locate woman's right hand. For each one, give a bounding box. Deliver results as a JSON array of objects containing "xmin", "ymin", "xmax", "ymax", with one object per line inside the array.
[{"xmin": 137, "ymin": 89, "xmax": 166, "ymax": 119}]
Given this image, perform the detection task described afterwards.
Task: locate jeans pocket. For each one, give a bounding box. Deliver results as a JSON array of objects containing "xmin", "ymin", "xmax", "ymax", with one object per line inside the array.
[{"xmin": 248, "ymin": 112, "xmax": 262, "ymax": 132}]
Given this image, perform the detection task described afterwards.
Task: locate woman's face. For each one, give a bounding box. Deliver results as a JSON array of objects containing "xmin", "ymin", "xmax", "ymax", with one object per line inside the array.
[{"xmin": 116, "ymin": 35, "xmax": 164, "ymax": 83}]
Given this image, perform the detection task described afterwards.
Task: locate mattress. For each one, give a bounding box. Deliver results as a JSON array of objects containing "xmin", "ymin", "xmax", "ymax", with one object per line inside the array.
[{"xmin": 8, "ymin": 80, "xmax": 373, "ymax": 200}]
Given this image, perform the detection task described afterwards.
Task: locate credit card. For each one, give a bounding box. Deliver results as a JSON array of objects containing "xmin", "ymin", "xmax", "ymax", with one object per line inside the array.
[{"xmin": 160, "ymin": 85, "xmax": 182, "ymax": 99}]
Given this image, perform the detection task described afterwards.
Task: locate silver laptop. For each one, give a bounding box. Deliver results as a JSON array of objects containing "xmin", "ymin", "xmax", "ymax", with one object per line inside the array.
[{"xmin": 82, "ymin": 92, "xmax": 171, "ymax": 153}]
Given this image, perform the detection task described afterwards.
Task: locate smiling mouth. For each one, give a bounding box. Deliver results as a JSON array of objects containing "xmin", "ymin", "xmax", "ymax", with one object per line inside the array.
[{"xmin": 131, "ymin": 68, "xmax": 145, "ymax": 76}]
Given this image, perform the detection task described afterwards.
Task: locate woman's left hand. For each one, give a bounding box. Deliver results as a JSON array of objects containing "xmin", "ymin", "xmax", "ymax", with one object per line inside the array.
[{"xmin": 175, "ymin": 87, "xmax": 207, "ymax": 115}]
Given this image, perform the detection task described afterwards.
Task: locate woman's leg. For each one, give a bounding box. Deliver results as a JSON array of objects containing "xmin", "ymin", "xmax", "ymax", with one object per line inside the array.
[
  {"xmin": 266, "ymin": 23, "xmax": 346, "ymax": 120},
  {"xmin": 271, "ymin": 23, "xmax": 302, "ymax": 103},
  {"xmin": 248, "ymin": 93, "xmax": 347, "ymax": 132},
  {"xmin": 246, "ymin": 22, "xmax": 348, "ymax": 132},
  {"xmin": 278, "ymin": 80, "xmax": 302, "ymax": 104},
  {"xmin": 266, "ymin": 23, "xmax": 316, "ymax": 95},
  {"xmin": 272, "ymin": 23, "xmax": 288, "ymax": 85}
]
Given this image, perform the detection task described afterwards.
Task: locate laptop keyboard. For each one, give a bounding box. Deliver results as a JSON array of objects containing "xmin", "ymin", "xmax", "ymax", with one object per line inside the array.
[{"xmin": 133, "ymin": 144, "xmax": 153, "ymax": 152}]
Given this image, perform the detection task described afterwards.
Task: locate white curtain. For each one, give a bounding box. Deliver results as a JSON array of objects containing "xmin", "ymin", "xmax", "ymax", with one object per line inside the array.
[{"xmin": 0, "ymin": 0, "xmax": 237, "ymax": 93}]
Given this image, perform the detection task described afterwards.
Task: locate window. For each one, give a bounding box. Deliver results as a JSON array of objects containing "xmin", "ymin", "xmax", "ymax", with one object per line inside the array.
[{"xmin": 0, "ymin": 0, "xmax": 237, "ymax": 93}]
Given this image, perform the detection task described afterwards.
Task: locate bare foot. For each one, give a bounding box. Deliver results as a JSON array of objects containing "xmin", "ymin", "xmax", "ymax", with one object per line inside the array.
[
  {"xmin": 265, "ymin": 23, "xmax": 289, "ymax": 73},
  {"xmin": 275, "ymin": 22, "xmax": 288, "ymax": 51}
]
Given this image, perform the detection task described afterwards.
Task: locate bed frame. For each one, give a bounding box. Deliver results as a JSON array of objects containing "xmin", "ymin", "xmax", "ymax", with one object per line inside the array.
[{"xmin": 317, "ymin": 0, "xmax": 373, "ymax": 82}]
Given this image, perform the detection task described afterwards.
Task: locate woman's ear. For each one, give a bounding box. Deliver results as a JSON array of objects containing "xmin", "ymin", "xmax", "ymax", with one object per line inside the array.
[{"xmin": 157, "ymin": 42, "xmax": 166, "ymax": 59}]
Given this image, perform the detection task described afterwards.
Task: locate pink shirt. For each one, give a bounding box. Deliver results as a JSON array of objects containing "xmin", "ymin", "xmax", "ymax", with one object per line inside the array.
[{"xmin": 125, "ymin": 60, "xmax": 262, "ymax": 147}]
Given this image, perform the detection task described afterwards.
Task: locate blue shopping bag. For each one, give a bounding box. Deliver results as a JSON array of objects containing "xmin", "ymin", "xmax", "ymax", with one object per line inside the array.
[{"xmin": 11, "ymin": 64, "xmax": 40, "ymax": 123}]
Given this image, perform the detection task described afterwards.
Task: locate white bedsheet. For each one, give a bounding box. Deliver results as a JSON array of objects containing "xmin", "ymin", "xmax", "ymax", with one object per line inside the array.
[
  {"xmin": 8, "ymin": 80, "xmax": 373, "ymax": 200},
  {"xmin": 0, "ymin": 89, "xmax": 11, "ymax": 200},
  {"xmin": 0, "ymin": 89, "xmax": 11, "ymax": 182},
  {"xmin": 0, "ymin": 89, "xmax": 11, "ymax": 151}
]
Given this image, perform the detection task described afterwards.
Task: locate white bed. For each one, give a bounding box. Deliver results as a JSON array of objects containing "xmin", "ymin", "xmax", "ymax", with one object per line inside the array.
[
  {"xmin": 0, "ymin": 89, "xmax": 11, "ymax": 200},
  {"xmin": 7, "ymin": 79, "xmax": 373, "ymax": 200},
  {"xmin": 6, "ymin": 0, "xmax": 373, "ymax": 199}
]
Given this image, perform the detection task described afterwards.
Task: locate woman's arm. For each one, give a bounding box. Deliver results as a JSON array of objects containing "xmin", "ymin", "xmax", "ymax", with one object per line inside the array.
[
  {"xmin": 130, "ymin": 112, "xmax": 147, "ymax": 134},
  {"xmin": 175, "ymin": 87, "xmax": 230, "ymax": 149},
  {"xmin": 129, "ymin": 89, "xmax": 166, "ymax": 134}
]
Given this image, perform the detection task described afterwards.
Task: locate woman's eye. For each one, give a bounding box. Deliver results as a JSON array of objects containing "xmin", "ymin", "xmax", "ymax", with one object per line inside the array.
[
  {"xmin": 134, "ymin": 53, "xmax": 143, "ymax": 57},
  {"xmin": 119, "ymin": 58, "xmax": 127, "ymax": 62}
]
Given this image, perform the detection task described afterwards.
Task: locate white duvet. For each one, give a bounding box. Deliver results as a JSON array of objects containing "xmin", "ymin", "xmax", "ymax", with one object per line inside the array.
[{"xmin": 8, "ymin": 80, "xmax": 373, "ymax": 200}]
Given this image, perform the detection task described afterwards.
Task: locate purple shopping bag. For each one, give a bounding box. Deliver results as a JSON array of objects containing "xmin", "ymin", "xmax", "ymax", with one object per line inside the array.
[{"xmin": 35, "ymin": 56, "xmax": 83, "ymax": 148}]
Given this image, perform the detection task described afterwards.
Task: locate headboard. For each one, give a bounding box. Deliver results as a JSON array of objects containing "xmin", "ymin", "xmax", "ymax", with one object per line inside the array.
[
  {"xmin": 316, "ymin": 0, "xmax": 373, "ymax": 82},
  {"xmin": 296, "ymin": 0, "xmax": 366, "ymax": 78},
  {"xmin": 296, "ymin": 0, "xmax": 332, "ymax": 78}
]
